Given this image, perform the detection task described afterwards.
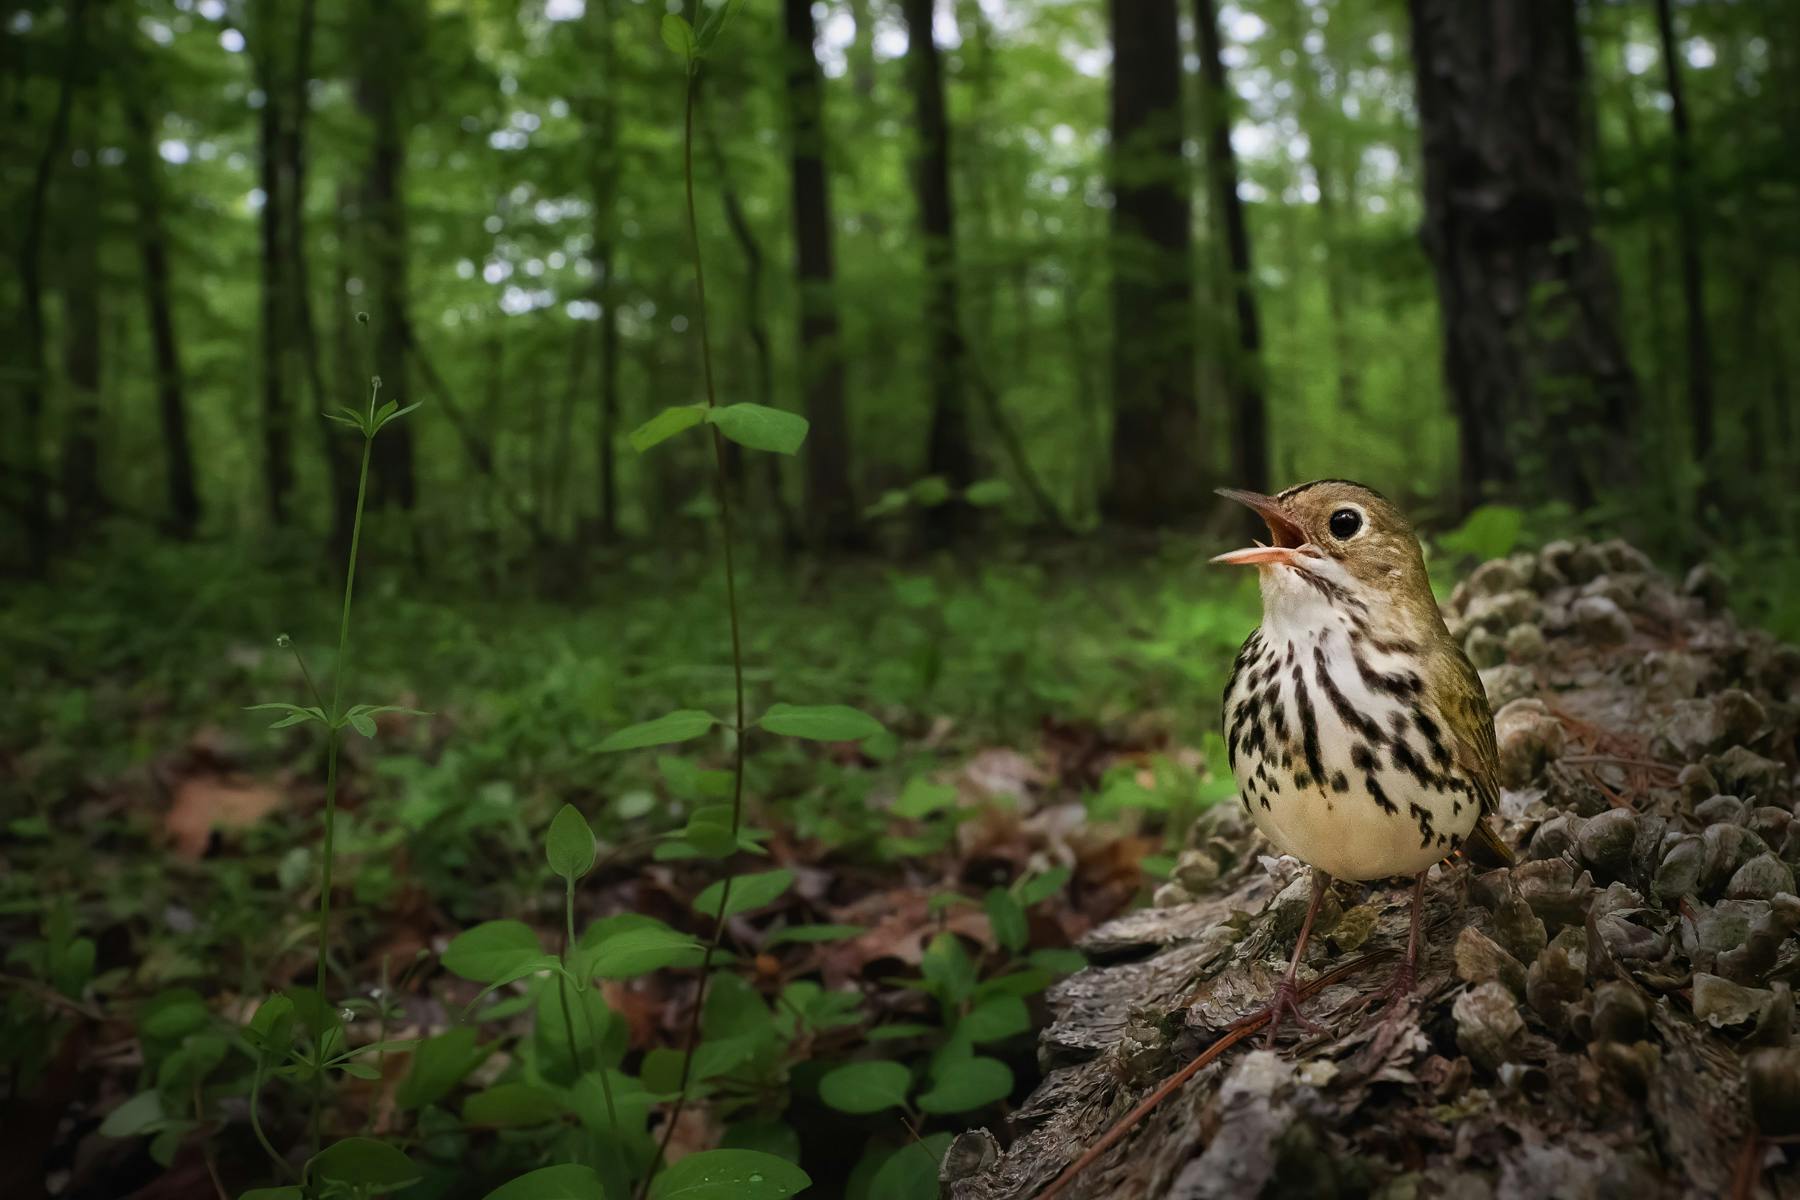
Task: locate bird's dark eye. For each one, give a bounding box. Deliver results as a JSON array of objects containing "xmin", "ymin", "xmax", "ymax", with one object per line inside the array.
[{"xmin": 1328, "ymin": 508, "xmax": 1362, "ymax": 540}]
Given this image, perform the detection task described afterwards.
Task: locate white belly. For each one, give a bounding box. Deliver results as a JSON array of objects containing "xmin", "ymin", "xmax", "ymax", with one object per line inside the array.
[{"xmin": 1224, "ymin": 626, "xmax": 1479, "ymax": 882}]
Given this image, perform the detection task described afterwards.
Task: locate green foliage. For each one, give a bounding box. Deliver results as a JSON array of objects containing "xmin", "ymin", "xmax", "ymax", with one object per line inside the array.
[
  {"xmin": 545, "ymin": 804, "xmax": 598, "ymax": 880},
  {"xmin": 482, "ymin": 1164, "xmax": 606, "ymax": 1200}
]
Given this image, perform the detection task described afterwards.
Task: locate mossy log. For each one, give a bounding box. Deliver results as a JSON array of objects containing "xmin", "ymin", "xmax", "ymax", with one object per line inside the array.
[{"xmin": 947, "ymin": 541, "xmax": 1800, "ymax": 1200}]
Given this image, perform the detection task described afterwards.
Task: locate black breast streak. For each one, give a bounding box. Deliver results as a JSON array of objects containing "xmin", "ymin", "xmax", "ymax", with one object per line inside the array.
[
  {"xmin": 1291, "ymin": 664, "xmax": 1328, "ymax": 797},
  {"xmin": 1413, "ymin": 709, "xmax": 1452, "ymax": 768},
  {"xmin": 1409, "ymin": 802, "xmax": 1435, "ymax": 848},
  {"xmin": 1351, "ymin": 643, "xmax": 1422, "ymax": 700},
  {"xmin": 1312, "ymin": 645, "xmax": 1386, "ymax": 745}
]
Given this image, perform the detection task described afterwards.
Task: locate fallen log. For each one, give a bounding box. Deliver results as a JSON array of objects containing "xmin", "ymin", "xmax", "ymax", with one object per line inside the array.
[{"xmin": 947, "ymin": 539, "xmax": 1800, "ymax": 1200}]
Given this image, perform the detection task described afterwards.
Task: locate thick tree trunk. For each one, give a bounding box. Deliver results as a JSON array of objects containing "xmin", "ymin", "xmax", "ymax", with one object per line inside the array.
[
  {"xmin": 900, "ymin": 0, "xmax": 975, "ymax": 544},
  {"xmin": 358, "ymin": 4, "xmax": 417, "ymax": 512},
  {"xmin": 1407, "ymin": 0, "xmax": 1641, "ymax": 512},
  {"xmin": 122, "ymin": 89, "xmax": 201, "ymax": 538},
  {"xmin": 1653, "ymin": 0, "xmax": 1714, "ymax": 486},
  {"xmin": 1196, "ymin": 0, "xmax": 1269, "ymax": 497},
  {"xmin": 1103, "ymin": 0, "xmax": 1198, "ymax": 526},
  {"xmin": 783, "ymin": 0, "xmax": 858, "ymax": 547},
  {"xmin": 253, "ymin": 13, "xmax": 294, "ymax": 526}
]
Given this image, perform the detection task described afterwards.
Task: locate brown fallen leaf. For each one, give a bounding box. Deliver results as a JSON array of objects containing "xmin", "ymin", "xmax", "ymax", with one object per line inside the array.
[{"xmin": 164, "ymin": 774, "xmax": 282, "ymax": 859}]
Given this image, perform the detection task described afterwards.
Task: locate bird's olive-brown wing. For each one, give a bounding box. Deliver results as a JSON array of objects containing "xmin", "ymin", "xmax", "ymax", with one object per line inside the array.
[{"xmin": 1430, "ymin": 638, "xmax": 1513, "ymax": 864}]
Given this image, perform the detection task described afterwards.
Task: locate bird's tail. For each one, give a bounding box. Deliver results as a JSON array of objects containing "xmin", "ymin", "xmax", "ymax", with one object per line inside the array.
[{"xmin": 1459, "ymin": 816, "xmax": 1515, "ymax": 869}]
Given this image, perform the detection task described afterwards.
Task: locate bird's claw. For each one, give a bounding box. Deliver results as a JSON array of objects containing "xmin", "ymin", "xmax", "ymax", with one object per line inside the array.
[{"xmin": 1233, "ymin": 976, "xmax": 1326, "ymax": 1048}]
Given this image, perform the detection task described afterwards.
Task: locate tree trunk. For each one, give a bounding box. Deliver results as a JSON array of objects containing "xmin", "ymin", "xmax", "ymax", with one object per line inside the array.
[
  {"xmin": 58, "ymin": 126, "xmax": 104, "ymax": 534},
  {"xmin": 1196, "ymin": 0, "xmax": 1269, "ymax": 496},
  {"xmin": 252, "ymin": 10, "xmax": 294, "ymax": 526},
  {"xmin": 591, "ymin": 0, "xmax": 622, "ymax": 541},
  {"xmin": 280, "ymin": 0, "xmax": 354, "ymax": 557},
  {"xmin": 1407, "ymin": 0, "xmax": 1641, "ymax": 512},
  {"xmin": 1103, "ymin": 0, "xmax": 1198, "ymax": 526},
  {"xmin": 122, "ymin": 88, "xmax": 201, "ymax": 538},
  {"xmin": 702, "ymin": 92, "xmax": 801, "ymax": 548},
  {"xmin": 1653, "ymin": 0, "xmax": 1714, "ymax": 489},
  {"xmin": 15, "ymin": 0, "xmax": 86, "ymax": 571},
  {"xmin": 783, "ymin": 0, "xmax": 858, "ymax": 547},
  {"xmin": 357, "ymin": 4, "xmax": 417, "ymax": 512},
  {"xmin": 900, "ymin": 0, "xmax": 975, "ymax": 543}
]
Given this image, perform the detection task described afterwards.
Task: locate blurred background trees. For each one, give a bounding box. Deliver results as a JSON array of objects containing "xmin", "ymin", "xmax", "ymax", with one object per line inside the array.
[{"xmin": 3, "ymin": 0, "xmax": 1796, "ymax": 575}]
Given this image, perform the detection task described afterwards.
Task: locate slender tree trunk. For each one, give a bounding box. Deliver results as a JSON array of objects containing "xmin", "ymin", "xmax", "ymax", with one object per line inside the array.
[
  {"xmin": 900, "ymin": 0, "xmax": 974, "ymax": 543},
  {"xmin": 702, "ymin": 97, "xmax": 800, "ymax": 548},
  {"xmin": 1103, "ymin": 0, "xmax": 1198, "ymax": 526},
  {"xmin": 58, "ymin": 125, "xmax": 104, "ymax": 533},
  {"xmin": 783, "ymin": 0, "xmax": 858, "ymax": 547},
  {"xmin": 357, "ymin": 4, "xmax": 417, "ymax": 511},
  {"xmin": 1406, "ymin": 0, "xmax": 1641, "ymax": 512},
  {"xmin": 15, "ymin": 0, "xmax": 86, "ymax": 571},
  {"xmin": 591, "ymin": 0, "xmax": 621, "ymax": 540},
  {"xmin": 1196, "ymin": 0, "xmax": 1269, "ymax": 495},
  {"xmin": 280, "ymin": 0, "xmax": 353, "ymax": 555},
  {"xmin": 252, "ymin": 9, "xmax": 294, "ymax": 526},
  {"xmin": 1653, "ymin": 0, "xmax": 1714, "ymax": 487},
  {"xmin": 122, "ymin": 89, "xmax": 201, "ymax": 538}
]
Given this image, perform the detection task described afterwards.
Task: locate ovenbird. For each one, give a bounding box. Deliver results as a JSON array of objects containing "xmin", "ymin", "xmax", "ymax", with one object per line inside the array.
[{"xmin": 1214, "ymin": 481, "xmax": 1511, "ymax": 1043}]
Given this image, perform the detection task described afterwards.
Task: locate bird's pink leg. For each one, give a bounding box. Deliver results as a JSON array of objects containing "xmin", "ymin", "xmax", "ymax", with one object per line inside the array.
[
  {"xmin": 1235, "ymin": 869, "xmax": 1331, "ymax": 1048},
  {"xmin": 1374, "ymin": 870, "xmax": 1429, "ymax": 1006}
]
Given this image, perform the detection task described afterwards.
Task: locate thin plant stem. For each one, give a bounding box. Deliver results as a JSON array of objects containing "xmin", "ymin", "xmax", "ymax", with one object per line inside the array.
[
  {"xmin": 309, "ymin": 391, "xmax": 376, "ymax": 1154},
  {"xmin": 563, "ymin": 876, "xmax": 618, "ymax": 1129},
  {"xmin": 249, "ymin": 1058, "xmax": 293, "ymax": 1179},
  {"xmin": 640, "ymin": 60, "xmax": 746, "ymax": 1198}
]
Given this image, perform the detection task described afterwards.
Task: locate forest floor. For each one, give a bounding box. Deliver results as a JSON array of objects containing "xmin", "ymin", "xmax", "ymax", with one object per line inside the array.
[
  {"xmin": 3, "ymin": 536, "xmax": 1256, "ymax": 1199},
  {"xmin": 3, "ymin": 533, "xmax": 1795, "ymax": 1199}
]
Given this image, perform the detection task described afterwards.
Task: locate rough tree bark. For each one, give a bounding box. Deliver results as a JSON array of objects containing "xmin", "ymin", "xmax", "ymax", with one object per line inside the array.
[
  {"xmin": 1407, "ymin": 0, "xmax": 1642, "ymax": 514},
  {"xmin": 121, "ymin": 86, "xmax": 201, "ymax": 538},
  {"xmin": 783, "ymin": 0, "xmax": 858, "ymax": 547},
  {"xmin": 1653, "ymin": 0, "xmax": 1715, "ymax": 485},
  {"xmin": 1196, "ymin": 0, "xmax": 1269, "ymax": 497},
  {"xmin": 949, "ymin": 541, "xmax": 1800, "ymax": 1199},
  {"xmin": 1104, "ymin": 0, "xmax": 1198, "ymax": 527},
  {"xmin": 900, "ymin": 0, "xmax": 975, "ymax": 544}
]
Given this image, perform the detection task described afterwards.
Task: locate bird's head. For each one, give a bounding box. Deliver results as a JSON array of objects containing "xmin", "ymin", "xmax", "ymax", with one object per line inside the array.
[{"xmin": 1211, "ymin": 480, "xmax": 1439, "ymax": 636}]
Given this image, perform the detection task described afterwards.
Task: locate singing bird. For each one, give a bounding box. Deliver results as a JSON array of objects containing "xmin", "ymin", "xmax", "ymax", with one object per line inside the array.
[{"xmin": 1214, "ymin": 480, "xmax": 1511, "ymax": 1043}]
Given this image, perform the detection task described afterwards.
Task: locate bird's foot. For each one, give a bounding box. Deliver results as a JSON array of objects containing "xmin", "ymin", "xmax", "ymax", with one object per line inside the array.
[
  {"xmin": 1232, "ymin": 975, "xmax": 1327, "ymax": 1049},
  {"xmin": 1359, "ymin": 959, "xmax": 1419, "ymax": 1021}
]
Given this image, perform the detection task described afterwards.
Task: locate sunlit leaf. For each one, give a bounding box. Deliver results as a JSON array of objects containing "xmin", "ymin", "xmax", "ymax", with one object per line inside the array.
[{"xmin": 705, "ymin": 404, "xmax": 809, "ymax": 455}]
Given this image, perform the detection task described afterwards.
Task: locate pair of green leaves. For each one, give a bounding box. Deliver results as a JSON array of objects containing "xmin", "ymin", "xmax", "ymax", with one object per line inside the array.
[
  {"xmin": 323, "ymin": 380, "xmax": 421, "ymax": 440},
  {"xmin": 630, "ymin": 401, "xmax": 810, "ymax": 457},
  {"xmin": 658, "ymin": 0, "xmax": 747, "ymax": 66},
  {"xmin": 816, "ymin": 1053, "xmax": 1013, "ymax": 1117},
  {"xmin": 246, "ymin": 701, "xmax": 426, "ymax": 738},
  {"xmin": 443, "ymin": 916, "xmax": 705, "ymax": 988},
  {"xmin": 597, "ymin": 703, "xmax": 884, "ymax": 753}
]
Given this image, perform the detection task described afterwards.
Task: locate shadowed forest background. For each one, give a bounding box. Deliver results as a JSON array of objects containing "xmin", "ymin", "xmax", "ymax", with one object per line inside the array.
[{"xmin": 3, "ymin": 0, "xmax": 1800, "ymax": 1198}]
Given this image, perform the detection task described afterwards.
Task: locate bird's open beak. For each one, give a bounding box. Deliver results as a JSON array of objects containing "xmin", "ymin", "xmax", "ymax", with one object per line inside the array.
[{"xmin": 1211, "ymin": 488, "xmax": 1311, "ymax": 567}]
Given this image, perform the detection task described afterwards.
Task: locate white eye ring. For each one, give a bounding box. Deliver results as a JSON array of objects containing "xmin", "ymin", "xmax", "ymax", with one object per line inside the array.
[{"xmin": 1327, "ymin": 505, "xmax": 1366, "ymax": 540}]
